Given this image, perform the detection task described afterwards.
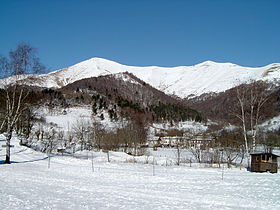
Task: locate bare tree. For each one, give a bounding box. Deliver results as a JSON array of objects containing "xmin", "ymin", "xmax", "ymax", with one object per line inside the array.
[
  {"xmin": 1, "ymin": 86, "xmax": 30, "ymax": 163},
  {"xmin": 233, "ymin": 81, "xmax": 272, "ymax": 165},
  {"xmin": 247, "ymin": 82, "xmax": 271, "ymax": 151},
  {"xmin": 43, "ymin": 128, "xmax": 58, "ymax": 153},
  {"xmin": 258, "ymin": 130, "xmax": 280, "ymax": 153},
  {"xmin": 166, "ymin": 130, "xmax": 184, "ymax": 166},
  {"xmin": 32, "ymin": 57, "xmax": 46, "ymax": 74},
  {"xmin": 100, "ymin": 131, "xmax": 117, "ymax": 162},
  {"xmin": 175, "ymin": 142, "xmax": 182, "ymax": 166},
  {"xmin": 43, "ymin": 128, "xmax": 58, "ymax": 168},
  {"xmin": 72, "ymin": 119, "xmax": 91, "ymax": 151},
  {"xmin": 9, "ymin": 43, "xmax": 46, "ymax": 75},
  {"xmin": 120, "ymin": 121, "xmax": 147, "ymax": 156},
  {"xmin": 190, "ymin": 146, "xmax": 202, "ymax": 163},
  {"xmin": 90, "ymin": 121, "xmax": 106, "ymax": 150},
  {"xmin": 217, "ymin": 129, "xmax": 244, "ymax": 168},
  {"xmin": 0, "ymin": 43, "xmax": 46, "ymax": 163},
  {"xmin": 235, "ymin": 86, "xmax": 250, "ymax": 160},
  {"xmin": 0, "ymin": 55, "xmax": 10, "ymax": 78}
]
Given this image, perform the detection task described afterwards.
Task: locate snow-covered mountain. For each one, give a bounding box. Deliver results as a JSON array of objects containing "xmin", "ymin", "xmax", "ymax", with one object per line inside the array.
[{"xmin": 2, "ymin": 57, "xmax": 280, "ymax": 98}]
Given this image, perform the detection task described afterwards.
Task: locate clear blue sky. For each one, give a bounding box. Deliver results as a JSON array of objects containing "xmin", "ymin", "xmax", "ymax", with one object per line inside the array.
[{"xmin": 1, "ymin": 0, "xmax": 280, "ymax": 71}]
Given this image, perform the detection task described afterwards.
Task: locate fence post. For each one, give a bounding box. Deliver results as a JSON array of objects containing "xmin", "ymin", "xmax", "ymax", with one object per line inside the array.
[{"xmin": 153, "ymin": 156, "xmax": 155, "ymax": 176}]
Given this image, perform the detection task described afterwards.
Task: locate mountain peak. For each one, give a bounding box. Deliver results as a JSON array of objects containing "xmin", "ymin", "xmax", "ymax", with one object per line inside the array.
[
  {"xmin": 195, "ymin": 60, "xmax": 237, "ymax": 67},
  {"xmin": 197, "ymin": 60, "xmax": 218, "ymax": 65},
  {"xmin": 84, "ymin": 57, "xmax": 123, "ymax": 66}
]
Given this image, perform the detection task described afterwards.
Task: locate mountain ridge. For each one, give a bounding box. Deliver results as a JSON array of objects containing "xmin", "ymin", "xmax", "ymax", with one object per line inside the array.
[{"xmin": 1, "ymin": 57, "xmax": 280, "ymax": 98}]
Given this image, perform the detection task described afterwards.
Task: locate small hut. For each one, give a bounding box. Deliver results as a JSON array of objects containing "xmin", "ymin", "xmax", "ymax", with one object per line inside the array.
[{"xmin": 250, "ymin": 153, "xmax": 279, "ymax": 173}]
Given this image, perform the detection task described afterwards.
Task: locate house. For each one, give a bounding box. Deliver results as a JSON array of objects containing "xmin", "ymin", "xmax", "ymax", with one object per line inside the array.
[
  {"xmin": 147, "ymin": 135, "xmax": 215, "ymax": 149},
  {"xmin": 250, "ymin": 153, "xmax": 279, "ymax": 173},
  {"xmin": 147, "ymin": 137, "xmax": 162, "ymax": 147},
  {"xmin": 186, "ymin": 135, "xmax": 214, "ymax": 149}
]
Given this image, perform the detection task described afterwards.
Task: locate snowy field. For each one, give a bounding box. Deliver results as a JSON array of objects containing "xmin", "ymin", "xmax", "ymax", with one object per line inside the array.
[{"xmin": 1, "ymin": 136, "xmax": 280, "ymax": 210}]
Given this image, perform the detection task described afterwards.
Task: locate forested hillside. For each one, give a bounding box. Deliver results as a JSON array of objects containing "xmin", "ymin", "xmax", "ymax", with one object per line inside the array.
[
  {"xmin": 186, "ymin": 81, "xmax": 280, "ymax": 126},
  {"xmin": 60, "ymin": 72, "xmax": 203, "ymax": 124}
]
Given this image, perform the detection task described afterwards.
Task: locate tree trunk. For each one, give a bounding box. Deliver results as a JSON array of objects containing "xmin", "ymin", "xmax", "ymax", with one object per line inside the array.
[
  {"xmin": 5, "ymin": 127, "xmax": 13, "ymax": 164},
  {"xmin": 107, "ymin": 151, "xmax": 110, "ymax": 162},
  {"xmin": 177, "ymin": 144, "xmax": 180, "ymax": 166},
  {"xmin": 238, "ymin": 93, "xmax": 250, "ymax": 167}
]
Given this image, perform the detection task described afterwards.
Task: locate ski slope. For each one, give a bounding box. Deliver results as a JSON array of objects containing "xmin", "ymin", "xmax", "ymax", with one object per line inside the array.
[{"xmin": 1, "ymin": 135, "xmax": 280, "ymax": 209}]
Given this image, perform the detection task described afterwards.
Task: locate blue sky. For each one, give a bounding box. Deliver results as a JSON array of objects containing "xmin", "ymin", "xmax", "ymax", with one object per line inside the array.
[{"xmin": 1, "ymin": 0, "xmax": 280, "ymax": 71}]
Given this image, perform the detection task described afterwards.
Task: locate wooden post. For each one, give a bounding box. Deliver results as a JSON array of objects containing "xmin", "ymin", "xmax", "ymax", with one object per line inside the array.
[
  {"xmin": 221, "ymin": 150, "xmax": 224, "ymax": 180},
  {"xmin": 48, "ymin": 153, "xmax": 51, "ymax": 169},
  {"xmin": 107, "ymin": 151, "xmax": 110, "ymax": 162},
  {"xmin": 153, "ymin": 156, "xmax": 155, "ymax": 176},
  {"xmin": 91, "ymin": 151, "xmax": 94, "ymax": 173}
]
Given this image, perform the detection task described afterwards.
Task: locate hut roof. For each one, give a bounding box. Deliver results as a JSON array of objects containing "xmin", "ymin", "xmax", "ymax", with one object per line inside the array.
[{"xmin": 250, "ymin": 152, "xmax": 279, "ymax": 157}]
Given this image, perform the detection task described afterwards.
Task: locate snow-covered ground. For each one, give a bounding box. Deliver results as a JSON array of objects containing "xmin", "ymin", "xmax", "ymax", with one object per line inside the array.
[
  {"xmin": 1, "ymin": 135, "xmax": 280, "ymax": 210},
  {"xmin": 34, "ymin": 106, "xmax": 122, "ymax": 132}
]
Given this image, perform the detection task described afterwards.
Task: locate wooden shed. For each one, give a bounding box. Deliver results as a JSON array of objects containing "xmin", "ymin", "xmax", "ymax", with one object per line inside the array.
[{"xmin": 250, "ymin": 153, "xmax": 279, "ymax": 173}]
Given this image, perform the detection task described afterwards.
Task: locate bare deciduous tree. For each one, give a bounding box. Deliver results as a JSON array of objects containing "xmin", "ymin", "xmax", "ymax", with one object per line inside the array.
[
  {"xmin": 9, "ymin": 43, "xmax": 46, "ymax": 75},
  {"xmin": 0, "ymin": 55, "xmax": 10, "ymax": 78},
  {"xmin": 72, "ymin": 119, "xmax": 91, "ymax": 151},
  {"xmin": 217, "ymin": 129, "xmax": 244, "ymax": 168},
  {"xmin": 0, "ymin": 43, "xmax": 46, "ymax": 163},
  {"xmin": 1, "ymin": 86, "xmax": 29, "ymax": 163},
  {"xmin": 233, "ymin": 81, "xmax": 272, "ymax": 165},
  {"xmin": 90, "ymin": 121, "xmax": 106, "ymax": 150},
  {"xmin": 121, "ymin": 121, "xmax": 147, "ymax": 156}
]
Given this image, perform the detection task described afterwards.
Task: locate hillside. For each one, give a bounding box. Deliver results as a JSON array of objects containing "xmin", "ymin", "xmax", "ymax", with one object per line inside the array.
[
  {"xmin": 2, "ymin": 57, "xmax": 280, "ymax": 98},
  {"xmin": 43, "ymin": 72, "xmax": 203, "ymax": 124},
  {"xmin": 186, "ymin": 81, "xmax": 280, "ymax": 125}
]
